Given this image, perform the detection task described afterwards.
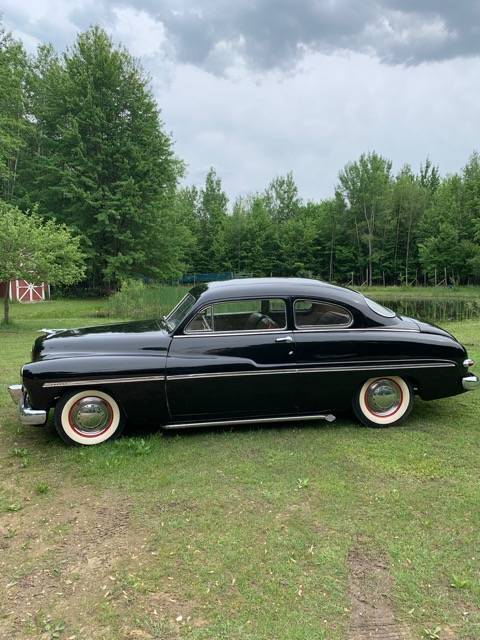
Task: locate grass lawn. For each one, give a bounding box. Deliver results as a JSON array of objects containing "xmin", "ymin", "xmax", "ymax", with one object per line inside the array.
[
  {"xmin": 358, "ymin": 285, "xmax": 480, "ymax": 299},
  {"xmin": 0, "ymin": 300, "xmax": 479, "ymax": 639}
]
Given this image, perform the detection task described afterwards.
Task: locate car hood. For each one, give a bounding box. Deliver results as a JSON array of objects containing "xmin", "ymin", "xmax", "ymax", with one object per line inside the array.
[{"xmin": 32, "ymin": 319, "xmax": 171, "ymax": 361}]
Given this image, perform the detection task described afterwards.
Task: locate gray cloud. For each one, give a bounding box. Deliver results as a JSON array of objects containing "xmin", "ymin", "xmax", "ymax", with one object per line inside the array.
[
  {"xmin": 4, "ymin": 1, "xmax": 480, "ymax": 71},
  {"xmin": 2, "ymin": 1, "xmax": 480, "ymax": 204},
  {"xmin": 123, "ymin": 0, "xmax": 480, "ymax": 71}
]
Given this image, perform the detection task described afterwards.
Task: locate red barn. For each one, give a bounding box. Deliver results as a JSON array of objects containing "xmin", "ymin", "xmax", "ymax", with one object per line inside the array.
[{"xmin": 0, "ymin": 279, "xmax": 50, "ymax": 303}]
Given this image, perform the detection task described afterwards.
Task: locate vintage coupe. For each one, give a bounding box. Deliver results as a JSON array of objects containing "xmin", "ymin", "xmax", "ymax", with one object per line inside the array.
[{"xmin": 8, "ymin": 278, "xmax": 479, "ymax": 445}]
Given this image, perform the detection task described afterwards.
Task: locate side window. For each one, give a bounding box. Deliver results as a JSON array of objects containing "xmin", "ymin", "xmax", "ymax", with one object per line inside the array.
[
  {"xmin": 185, "ymin": 306, "xmax": 213, "ymax": 332},
  {"xmin": 294, "ymin": 299, "xmax": 352, "ymax": 329},
  {"xmin": 186, "ymin": 298, "xmax": 287, "ymax": 333}
]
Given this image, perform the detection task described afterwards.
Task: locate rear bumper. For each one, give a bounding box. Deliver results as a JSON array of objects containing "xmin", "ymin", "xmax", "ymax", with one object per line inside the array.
[
  {"xmin": 7, "ymin": 385, "xmax": 47, "ymax": 426},
  {"xmin": 462, "ymin": 375, "xmax": 480, "ymax": 391}
]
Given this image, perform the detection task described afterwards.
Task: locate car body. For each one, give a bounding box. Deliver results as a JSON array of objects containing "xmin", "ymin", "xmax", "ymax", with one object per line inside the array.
[{"xmin": 8, "ymin": 278, "xmax": 479, "ymax": 445}]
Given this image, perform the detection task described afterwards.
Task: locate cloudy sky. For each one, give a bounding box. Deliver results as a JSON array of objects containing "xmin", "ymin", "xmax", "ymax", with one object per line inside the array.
[{"xmin": 3, "ymin": 0, "xmax": 480, "ymax": 200}]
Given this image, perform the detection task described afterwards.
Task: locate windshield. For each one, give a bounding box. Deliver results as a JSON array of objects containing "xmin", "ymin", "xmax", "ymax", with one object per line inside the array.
[
  {"xmin": 165, "ymin": 293, "xmax": 196, "ymax": 330},
  {"xmin": 364, "ymin": 297, "xmax": 396, "ymax": 318}
]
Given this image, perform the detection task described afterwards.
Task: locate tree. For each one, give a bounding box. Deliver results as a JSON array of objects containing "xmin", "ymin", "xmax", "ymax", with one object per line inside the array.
[
  {"xmin": 0, "ymin": 25, "xmax": 30, "ymax": 202},
  {"xmin": 264, "ymin": 173, "xmax": 301, "ymax": 223},
  {"xmin": 195, "ymin": 168, "xmax": 228, "ymax": 272},
  {"xmin": 337, "ymin": 153, "xmax": 392, "ymax": 285},
  {"xmin": 0, "ymin": 201, "xmax": 85, "ymax": 323},
  {"xmin": 418, "ymin": 175, "xmax": 475, "ymax": 283},
  {"xmin": 388, "ymin": 167, "xmax": 428, "ymax": 284},
  {"xmin": 21, "ymin": 27, "xmax": 182, "ymax": 287}
]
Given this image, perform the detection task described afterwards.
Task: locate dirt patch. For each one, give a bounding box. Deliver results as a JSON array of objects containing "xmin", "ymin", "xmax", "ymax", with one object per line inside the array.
[
  {"xmin": 0, "ymin": 487, "xmax": 184, "ymax": 639},
  {"xmin": 347, "ymin": 547, "xmax": 412, "ymax": 640}
]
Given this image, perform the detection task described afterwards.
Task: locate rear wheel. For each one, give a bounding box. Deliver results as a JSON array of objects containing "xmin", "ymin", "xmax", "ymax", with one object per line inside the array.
[
  {"xmin": 54, "ymin": 389, "xmax": 125, "ymax": 445},
  {"xmin": 353, "ymin": 376, "xmax": 413, "ymax": 428}
]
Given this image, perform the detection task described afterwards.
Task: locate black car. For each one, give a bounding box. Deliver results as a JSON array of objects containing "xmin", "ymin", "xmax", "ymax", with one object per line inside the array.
[{"xmin": 8, "ymin": 278, "xmax": 479, "ymax": 445}]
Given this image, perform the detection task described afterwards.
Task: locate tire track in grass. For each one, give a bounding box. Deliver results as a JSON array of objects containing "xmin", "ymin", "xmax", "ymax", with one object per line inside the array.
[{"xmin": 347, "ymin": 546, "xmax": 412, "ymax": 640}]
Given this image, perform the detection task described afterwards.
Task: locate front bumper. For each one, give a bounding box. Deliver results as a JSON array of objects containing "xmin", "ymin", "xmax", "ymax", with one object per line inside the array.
[
  {"xmin": 7, "ymin": 385, "xmax": 47, "ymax": 426},
  {"xmin": 462, "ymin": 375, "xmax": 480, "ymax": 391}
]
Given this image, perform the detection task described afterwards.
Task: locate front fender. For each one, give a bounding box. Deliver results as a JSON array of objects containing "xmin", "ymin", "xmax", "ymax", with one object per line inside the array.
[{"xmin": 22, "ymin": 355, "xmax": 169, "ymax": 425}]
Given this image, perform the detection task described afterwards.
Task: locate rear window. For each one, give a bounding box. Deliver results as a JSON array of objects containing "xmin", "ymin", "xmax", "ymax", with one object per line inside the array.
[
  {"xmin": 364, "ymin": 297, "xmax": 396, "ymax": 318},
  {"xmin": 294, "ymin": 299, "xmax": 352, "ymax": 328}
]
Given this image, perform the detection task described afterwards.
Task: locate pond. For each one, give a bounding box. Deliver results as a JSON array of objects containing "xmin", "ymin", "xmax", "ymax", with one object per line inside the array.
[{"xmin": 376, "ymin": 297, "xmax": 480, "ymax": 324}]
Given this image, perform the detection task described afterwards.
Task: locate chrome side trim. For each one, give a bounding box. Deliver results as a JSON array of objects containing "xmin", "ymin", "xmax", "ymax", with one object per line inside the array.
[
  {"xmin": 174, "ymin": 327, "xmax": 420, "ymax": 338},
  {"xmin": 41, "ymin": 362, "xmax": 456, "ymax": 388},
  {"xmin": 462, "ymin": 375, "xmax": 479, "ymax": 391},
  {"xmin": 43, "ymin": 375, "xmax": 165, "ymax": 388},
  {"xmin": 292, "ymin": 327, "xmax": 420, "ymax": 334},
  {"xmin": 167, "ymin": 361, "xmax": 456, "ymax": 381},
  {"xmin": 164, "ymin": 413, "xmax": 336, "ymax": 430}
]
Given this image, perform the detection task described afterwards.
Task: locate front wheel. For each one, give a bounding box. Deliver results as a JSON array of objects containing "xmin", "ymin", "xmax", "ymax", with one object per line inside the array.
[
  {"xmin": 353, "ymin": 376, "xmax": 413, "ymax": 428},
  {"xmin": 54, "ymin": 389, "xmax": 125, "ymax": 445}
]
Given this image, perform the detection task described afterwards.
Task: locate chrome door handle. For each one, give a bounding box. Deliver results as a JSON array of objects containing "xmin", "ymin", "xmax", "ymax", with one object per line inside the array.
[{"xmin": 275, "ymin": 335, "xmax": 293, "ymax": 343}]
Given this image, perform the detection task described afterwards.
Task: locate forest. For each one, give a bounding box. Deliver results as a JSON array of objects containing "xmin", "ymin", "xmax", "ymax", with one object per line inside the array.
[{"xmin": 2, "ymin": 22, "xmax": 480, "ymax": 289}]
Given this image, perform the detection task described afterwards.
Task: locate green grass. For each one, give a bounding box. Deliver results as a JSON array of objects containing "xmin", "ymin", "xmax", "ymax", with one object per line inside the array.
[
  {"xmin": 358, "ymin": 285, "xmax": 480, "ymax": 299},
  {"xmin": 0, "ymin": 300, "xmax": 479, "ymax": 639},
  {"xmin": 106, "ymin": 280, "xmax": 189, "ymax": 319}
]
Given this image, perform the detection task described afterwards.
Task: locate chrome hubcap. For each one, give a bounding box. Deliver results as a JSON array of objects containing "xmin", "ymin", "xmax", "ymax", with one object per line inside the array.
[
  {"xmin": 70, "ymin": 397, "xmax": 111, "ymax": 434},
  {"xmin": 366, "ymin": 379, "xmax": 402, "ymax": 416}
]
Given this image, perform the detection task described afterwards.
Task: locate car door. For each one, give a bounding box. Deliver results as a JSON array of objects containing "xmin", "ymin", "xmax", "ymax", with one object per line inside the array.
[
  {"xmin": 166, "ymin": 297, "xmax": 298, "ymax": 422},
  {"xmin": 292, "ymin": 298, "xmax": 359, "ymax": 412}
]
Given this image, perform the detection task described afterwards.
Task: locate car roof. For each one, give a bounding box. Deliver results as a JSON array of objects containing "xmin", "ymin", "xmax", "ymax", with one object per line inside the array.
[{"xmin": 191, "ymin": 278, "xmax": 365, "ymax": 305}]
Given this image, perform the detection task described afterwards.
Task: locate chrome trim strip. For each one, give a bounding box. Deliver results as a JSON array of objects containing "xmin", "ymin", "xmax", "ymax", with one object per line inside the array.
[
  {"xmin": 43, "ymin": 375, "xmax": 165, "ymax": 388},
  {"xmin": 164, "ymin": 413, "xmax": 337, "ymax": 429},
  {"xmin": 168, "ymin": 361, "xmax": 455, "ymax": 381},
  {"xmin": 184, "ymin": 328, "xmax": 289, "ymax": 337},
  {"xmin": 292, "ymin": 327, "xmax": 420, "ymax": 334},
  {"xmin": 41, "ymin": 361, "xmax": 456, "ymax": 388},
  {"xmin": 174, "ymin": 327, "xmax": 419, "ymax": 338}
]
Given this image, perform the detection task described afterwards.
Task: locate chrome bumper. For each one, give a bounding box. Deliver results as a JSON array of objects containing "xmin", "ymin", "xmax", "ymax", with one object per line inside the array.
[
  {"xmin": 7, "ymin": 385, "xmax": 47, "ymax": 426},
  {"xmin": 462, "ymin": 375, "xmax": 480, "ymax": 391}
]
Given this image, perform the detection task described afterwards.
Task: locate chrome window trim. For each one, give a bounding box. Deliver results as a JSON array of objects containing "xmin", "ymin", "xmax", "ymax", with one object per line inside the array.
[
  {"xmin": 293, "ymin": 298, "xmax": 353, "ymax": 330},
  {"xmin": 293, "ymin": 327, "xmax": 419, "ymax": 333},
  {"xmin": 183, "ymin": 297, "xmax": 288, "ymax": 336},
  {"xmin": 167, "ymin": 361, "xmax": 455, "ymax": 381},
  {"xmin": 175, "ymin": 329, "xmax": 292, "ymax": 338},
  {"xmin": 43, "ymin": 375, "xmax": 165, "ymax": 388},
  {"xmin": 175, "ymin": 327, "xmax": 419, "ymax": 338}
]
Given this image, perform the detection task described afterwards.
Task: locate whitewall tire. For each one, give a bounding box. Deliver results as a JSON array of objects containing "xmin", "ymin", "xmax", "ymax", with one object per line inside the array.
[
  {"xmin": 54, "ymin": 389, "xmax": 125, "ymax": 445},
  {"xmin": 353, "ymin": 376, "xmax": 413, "ymax": 428}
]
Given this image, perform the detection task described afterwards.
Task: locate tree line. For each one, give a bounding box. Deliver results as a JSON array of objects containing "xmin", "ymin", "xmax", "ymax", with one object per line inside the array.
[{"xmin": 1, "ymin": 22, "xmax": 480, "ymax": 290}]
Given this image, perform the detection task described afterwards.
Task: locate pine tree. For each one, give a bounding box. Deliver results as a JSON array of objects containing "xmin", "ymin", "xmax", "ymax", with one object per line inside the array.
[{"xmin": 21, "ymin": 27, "xmax": 183, "ymax": 287}]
